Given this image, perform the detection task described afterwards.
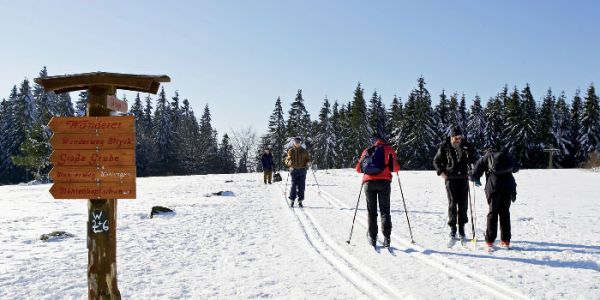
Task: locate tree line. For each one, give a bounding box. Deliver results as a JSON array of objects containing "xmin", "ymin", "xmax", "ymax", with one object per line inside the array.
[
  {"xmin": 0, "ymin": 67, "xmax": 239, "ymax": 184},
  {"xmin": 261, "ymin": 77, "xmax": 600, "ymax": 171}
]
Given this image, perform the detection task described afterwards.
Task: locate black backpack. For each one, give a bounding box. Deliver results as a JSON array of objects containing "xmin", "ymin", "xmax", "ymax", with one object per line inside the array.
[
  {"xmin": 273, "ymin": 173, "xmax": 282, "ymax": 182},
  {"xmin": 487, "ymin": 152, "xmax": 513, "ymax": 175},
  {"xmin": 360, "ymin": 145, "xmax": 386, "ymax": 175}
]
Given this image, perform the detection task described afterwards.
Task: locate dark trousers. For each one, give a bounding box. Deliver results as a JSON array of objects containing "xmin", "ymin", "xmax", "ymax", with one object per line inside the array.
[
  {"xmin": 485, "ymin": 190, "xmax": 512, "ymax": 243},
  {"xmin": 263, "ymin": 170, "xmax": 272, "ymax": 184},
  {"xmin": 446, "ymin": 179, "xmax": 469, "ymax": 228},
  {"xmin": 364, "ymin": 180, "xmax": 392, "ymax": 238},
  {"xmin": 289, "ymin": 168, "xmax": 307, "ymax": 201}
]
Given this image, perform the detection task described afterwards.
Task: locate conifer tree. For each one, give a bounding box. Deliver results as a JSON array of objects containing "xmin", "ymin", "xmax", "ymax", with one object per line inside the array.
[
  {"xmin": 349, "ymin": 83, "xmax": 372, "ymax": 161},
  {"xmin": 152, "ymin": 87, "xmax": 173, "ymax": 175},
  {"xmin": 287, "ymin": 89, "xmax": 311, "ymax": 142},
  {"xmin": 367, "ymin": 91, "xmax": 387, "ymax": 139},
  {"xmin": 448, "ymin": 93, "xmax": 459, "ymax": 130},
  {"xmin": 11, "ymin": 123, "xmax": 52, "ymax": 181},
  {"xmin": 56, "ymin": 93, "xmax": 75, "ymax": 116},
  {"xmin": 314, "ymin": 97, "xmax": 337, "ymax": 169},
  {"xmin": 484, "ymin": 95, "xmax": 504, "ymax": 150},
  {"xmin": 579, "ymin": 84, "xmax": 600, "ymax": 157},
  {"xmin": 129, "ymin": 93, "xmax": 148, "ymax": 175},
  {"xmin": 267, "ymin": 97, "xmax": 287, "ymax": 170},
  {"xmin": 218, "ymin": 134, "xmax": 236, "ymax": 173},
  {"xmin": 389, "ymin": 95, "xmax": 404, "ymax": 154},
  {"xmin": 75, "ymin": 91, "xmax": 88, "ymax": 116},
  {"xmin": 400, "ymin": 77, "xmax": 436, "ymax": 169},
  {"xmin": 552, "ymin": 92, "xmax": 572, "ymax": 167},
  {"xmin": 458, "ymin": 93, "xmax": 468, "ymax": 134},
  {"xmin": 538, "ymin": 88, "xmax": 556, "ymax": 152},
  {"xmin": 198, "ymin": 104, "xmax": 219, "ymax": 173},
  {"xmin": 33, "ymin": 67, "xmax": 57, "ymax": 124},
  {"xmin": 567, "ymin": 89, "xmax": 584, "ymax": 167},
  {"xmin": 434, "ymin": 90, "xmax": 450, "ymax": 140},
  {"xmin": 467, "ymin": 95, "xmax": 486, "ymax": 155}
]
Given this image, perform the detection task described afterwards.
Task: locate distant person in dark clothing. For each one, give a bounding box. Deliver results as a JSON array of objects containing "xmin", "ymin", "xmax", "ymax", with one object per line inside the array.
[
  {"xmin": 470, "ymin": 148, "xmax": 518, "ymax": 249},
  {"xmin": 285, "ymin": 137, "xmax": 311, "ymax": 207},
  {"xmin": 433, "ymin": 126, "xmax": 477, "ymax": 240},
  {"xmin": 356, "ymin": 138, "xmax": 401, "ymax": 248},
  {"xmin": 261, "ymin": 148, "xmax": 275, "ymax": 184}
]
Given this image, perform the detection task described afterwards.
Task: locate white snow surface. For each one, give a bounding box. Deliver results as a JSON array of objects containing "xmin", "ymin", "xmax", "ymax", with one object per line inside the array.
[{"xmin": 1, "ymin": 169, "xmax": 599, "ymax": 299}]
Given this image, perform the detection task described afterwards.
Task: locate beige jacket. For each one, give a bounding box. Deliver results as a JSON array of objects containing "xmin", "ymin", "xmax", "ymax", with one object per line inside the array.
[{"xmin": 285, "ymin": 147, "xmax": 311, "ymax": 169}]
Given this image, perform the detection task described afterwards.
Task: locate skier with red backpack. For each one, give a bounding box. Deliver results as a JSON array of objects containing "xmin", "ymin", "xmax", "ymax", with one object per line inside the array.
[{"xmin": 355, "ymin": 137, "xmax": 401, "ymax": 248}]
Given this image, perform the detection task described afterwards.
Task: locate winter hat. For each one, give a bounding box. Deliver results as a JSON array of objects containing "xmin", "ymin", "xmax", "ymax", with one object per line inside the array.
[
  {"xmin": 292, "ymin": 137, "xmax": 302, "ymax": 144},
  {"xmin": 450, "ymin": 126, "xmax": 463, "ymax": 137}
]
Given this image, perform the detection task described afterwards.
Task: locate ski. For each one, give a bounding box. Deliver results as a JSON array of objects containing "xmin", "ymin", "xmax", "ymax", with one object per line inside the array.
[{"xmin": 447, "ymin": 237, "xmax": 458, "ymax": 248}]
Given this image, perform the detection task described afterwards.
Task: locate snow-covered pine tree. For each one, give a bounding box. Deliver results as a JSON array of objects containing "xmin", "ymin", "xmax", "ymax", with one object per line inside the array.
[
  {"xmin": 337, "ymin": 102, "xmax": 354, "ymax": 167},
  {"xmin": 267, "ymin": 97, "xmax": 287, "ymax": 170},
  {"xmin": 552, "ymin": 91, "xmax": 572, "ymax": 167},
  {"xmin": 330, "ymin": 100, "xmax": 346, "ymax": 168},
  {"xmin": 458, "ymin": 93, "xmax": 468, "ymax": 135},
  {"xmin": 198, "ymin": 104, "xmax": 220, "ymax": 174},
  {"xmin": 349, "ymin": 83, "xmax": 372, "ymax": 162},
  {"xmin": 178, "ymin": 99, "xmax": 201, "ymax": 174},
  {"xmin": 314, "ymin": 97, "xmax": 337, "ymax": 169},
  {"xmin": 169, "ymin": 91, "xmax": 185, "ymax": 174},
  {"xmin": 467, "ymin": 95, "xmax": 486, "ymax": 155},
  {"xmin": 0, "ymin": 98, "xmax": 14, "ymax": 183},
  {"xmin": 400, "ymin": 77, "xmax": 437, "ymax": 169},
  {"xmin": 578, "ymin": 84, "xmax": 600, "ymax": 159},
  {"xmin": 151, "ymin": 87, "xmax": 173, "ymax": 175},
  {"xmin": 287, "ymin": 89, "xmax": 311, "ymax": 142},
  {"xmin": 129, "ymin": 93, "xmax": 148, "ymax": 175},
  {"xmin": 434, "ymin": 90, "xmax": 450, "ymax": 141},
  {"xmin": 567, "ymin": 89, "xmax": 584, "ymax": 167},
  {"xmin": 367, "ymin": 90, "xmax": 387, "ymax": 140},
  {"xmin": 55, "ymin": 93, "xmax": 75, "ymax": 117},
  {"xmin": 388, "ymin": 95, "xmax": 404, "ymax": 155},
  {"xmin": 33, "ymin": 67, "xmax": 58, "ymax": 125},
  {"xmin": 75, "ymin": 91, "xmax": 88, "ymax": 116},
  {"xmin": 218, "ymin": 133, "xmax": 236, "ymax": 174},
  {"xmin": 504, "ymin": 84, "xmax": 539, "ymax": 168},
  {"xmin": 448, "ymin": 93, "xmax": 459, "ymax": 131},
  {"xmin": 538, "ymin": 88, "xmax": 556, "ymax": 166},
  {"xmin": 484, "ymin": 95, "xmax": 504, "ymax": 151}
]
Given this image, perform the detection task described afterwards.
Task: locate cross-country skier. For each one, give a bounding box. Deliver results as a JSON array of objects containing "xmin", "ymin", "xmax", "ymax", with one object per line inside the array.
[
  {"xmin": 433, "ymin": 126, "xmax": 477, "ymax": 241},
  {"xmin": 470, "ymin": 148, "xmax": 518, "ymax": 250},
  {"xmin": 261, "ymin": 148, "xmax": 275, "ymax": 184},
  {"xmin": 285, "ymin": 137, "xmax": 311, "ymax": 207},
  {"xmin": 356, "ymin": 137, "xmax": 401, "ymax": 248}
]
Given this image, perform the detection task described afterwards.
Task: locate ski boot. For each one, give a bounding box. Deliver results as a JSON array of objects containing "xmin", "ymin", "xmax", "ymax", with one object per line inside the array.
[{"xmin": 383, "ymin": 236, "xmax": 391, "ymax": 248}]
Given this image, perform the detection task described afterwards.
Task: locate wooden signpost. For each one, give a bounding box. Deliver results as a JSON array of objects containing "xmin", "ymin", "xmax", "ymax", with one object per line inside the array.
[{"xmin": 35, "ymin": 72, "xmax": 169, "ymax": 300}]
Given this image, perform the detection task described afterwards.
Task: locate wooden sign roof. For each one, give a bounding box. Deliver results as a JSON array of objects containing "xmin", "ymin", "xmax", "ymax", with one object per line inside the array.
[{"xmin": 33, "ymin": 72, "xmax": 170, "ymax": 94}]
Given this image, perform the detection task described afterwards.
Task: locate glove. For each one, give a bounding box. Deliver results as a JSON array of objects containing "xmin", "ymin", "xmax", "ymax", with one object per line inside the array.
[{"xmin": 511, "ymin": 192, "xmax": 517, "ymax": 203}]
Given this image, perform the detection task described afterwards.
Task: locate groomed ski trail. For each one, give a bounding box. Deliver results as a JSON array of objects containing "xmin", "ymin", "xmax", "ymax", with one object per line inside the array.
[
  {"xmin": 273, "ymin": 184, "xmax": 412, "ymax": 300},
  {"xmin": 315, "ymin": 187, "xmax": 530, "ymax": 300}
]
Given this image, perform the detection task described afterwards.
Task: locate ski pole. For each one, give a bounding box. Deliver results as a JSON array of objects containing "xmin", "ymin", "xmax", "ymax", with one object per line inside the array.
[
  {"xmin": 310, "ymin": 166, "xmax": 322, "ymax": 194},
  {"xmin": 396, "ymin": 172, "xmax": 415, "ymax": 244},
  {"xmin": 468, "ymin": 181, "xmax": 476, "ymax": 244},
  {"xmin": 283, "ymin": 171, "xmax": 290, "ymax": 197},
  {"xmin": 346, "ymin": 182, "xmax": 365, "ymax": 244}
]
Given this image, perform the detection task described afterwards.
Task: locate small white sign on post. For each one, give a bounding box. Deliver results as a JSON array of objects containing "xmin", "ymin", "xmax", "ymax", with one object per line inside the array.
[{"xmin": 106, "ymin": 95, "xmax": 128, "ymax": 113}]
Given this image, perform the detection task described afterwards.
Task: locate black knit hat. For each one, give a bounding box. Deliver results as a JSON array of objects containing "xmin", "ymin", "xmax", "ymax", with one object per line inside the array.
[{"xmin": 450, "ymin": 126, "xmax": 462, "ymax": 137}]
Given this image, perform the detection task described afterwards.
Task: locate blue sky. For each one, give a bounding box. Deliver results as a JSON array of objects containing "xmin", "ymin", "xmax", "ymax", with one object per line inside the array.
[{"xmin": 1, "ymin": 0, "xmax": 598, "ymax": 136}]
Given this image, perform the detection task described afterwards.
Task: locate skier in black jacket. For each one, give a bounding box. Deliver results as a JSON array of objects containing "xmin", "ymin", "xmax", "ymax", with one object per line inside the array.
[
  {"xmin": 261, "ymin": 148, "xmax": 275, "ymax": 184},
  {"xmin": 433, "ymin": 126, "xmax": 477, "ymax": 240},
  {"xmin": 470, "ymin": 148, "xmax": 518, "ymax": 249}
]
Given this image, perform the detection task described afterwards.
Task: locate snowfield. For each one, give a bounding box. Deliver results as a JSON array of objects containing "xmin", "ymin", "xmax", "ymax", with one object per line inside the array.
[{"xmin": 1, "ymin": 169, "xmax": 599, "ymax": 299}]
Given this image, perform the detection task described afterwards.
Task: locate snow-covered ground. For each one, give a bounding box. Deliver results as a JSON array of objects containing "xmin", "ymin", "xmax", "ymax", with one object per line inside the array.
[{"xmin": 1, "ymin": 169, "xmax": 599, "ymax": 299}]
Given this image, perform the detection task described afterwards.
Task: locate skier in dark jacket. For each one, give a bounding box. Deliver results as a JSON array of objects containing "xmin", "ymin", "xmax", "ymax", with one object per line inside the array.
[
  {"xmin": 285, "ymin": 137, "xmax": 311, "ymax": 207},
  {"xmin": 433, "ymin": 126, "xmax": 477, "ymax": 240},
  {"xmin": 470, "ymin": 148, "xmax": 518, "ymax": 249},
  {"xmin": 356, "ymin": 138, "xmax": 401, "ymax": 248},
  {"xmin": 261, "ymin": 148, "xmax": 275, "ymax": 184}
]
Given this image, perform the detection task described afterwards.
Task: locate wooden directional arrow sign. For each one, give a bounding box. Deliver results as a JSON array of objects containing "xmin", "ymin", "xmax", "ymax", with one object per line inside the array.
[
  {"xmin": 50, "ymin": 133, "xmax": 135, "ymax": 150},
  {"xmin": 50, "ymin": 149, "xmax": 135, "ymax": 167},
  {"xmin": 50, "ymin": 182, "xmax": 136, "ymax": 199},
  {"xmin": 48, "ymin": 116, "xmax": 134, "ymax": 134},
  {"xmin": 49, "ymin": 166, "xmax": 136, "ymax": 183},
  {"xmin": 106, "ymin": 95, "xmax": 128, "ymax": 113}
]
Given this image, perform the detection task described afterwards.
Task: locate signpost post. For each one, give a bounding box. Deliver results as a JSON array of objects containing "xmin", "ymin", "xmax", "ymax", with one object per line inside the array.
[
  {"xmin": 35, "ymin": 72, "xmax": 169, "ymax": 300},
  {"xmin": 543, "ymin": 148, "xmax": 560, "ymax": 169}
]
